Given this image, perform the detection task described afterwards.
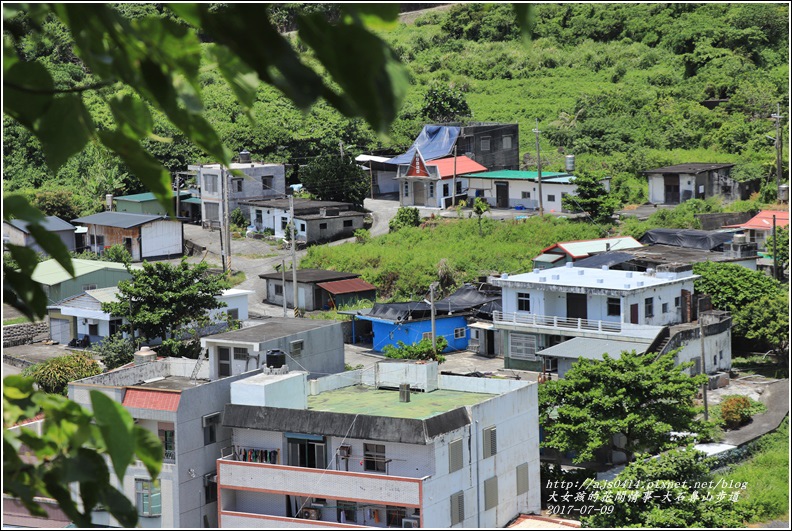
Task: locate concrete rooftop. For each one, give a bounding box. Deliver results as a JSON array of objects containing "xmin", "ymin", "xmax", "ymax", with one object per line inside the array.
[
  {"xmin": 494, "ymin": 264, "xmax": 697, "ymax": 291},
  {"xmin": 307, "ymin": 385, "xmax": 494, "ymax": 420}
]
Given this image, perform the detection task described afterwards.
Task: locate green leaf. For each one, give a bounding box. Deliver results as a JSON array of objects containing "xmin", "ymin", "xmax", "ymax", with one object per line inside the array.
[
  {"xmin": 90, "ymin": 391, "xmax": 134, "ymax": 482},
  {"xmin": 33, "ymin": 94, "xmax": 95, "ymax": 171},
  {"xmin": 108, "ymin": 94, "xmax": 154, "ymax": 141},
  {"xmin": 3, "ymin": 195, "xmax": 45, "ymax": 224},
  {"xmin": 26, "ymin": 225, "xmax": 74, "ymax": 277},
  {"xmin": 513, "ymin": 4, "xmax": 536, "ymax": 43},
  {"xmin": 341, "ymin": 4, "xmax": 400, "ymax": 30},
  {"xmin": 3, "ymin": 61, "xmax": 54, "ymax": 126},
  {"xmin": 99, "ymin": 130, "xmax": 174, "ymax": 217},
  {"xmin": 99, "ymin": 485, "xmax": 138, "ymax": 528},
  {"xmin": 3, "ymin": 375, "xmax": 35, "ymax": 401},
  {"xmin": 134, "ymin": 425, "xmax": 163, "ymax": 480},
  {"xmin": 207, "ymin": 44, "xmax": 259, "ymax": 110},
  {"xmin": 3, "ymin": 258, "xmax": 49, "ymax": 321},
  {"xmin": 59, "ymin": 448, "xmax": 110, "ymax": 485}
]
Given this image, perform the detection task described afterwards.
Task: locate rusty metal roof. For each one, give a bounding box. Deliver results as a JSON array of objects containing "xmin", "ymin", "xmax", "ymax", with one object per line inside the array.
[{"xmin": 317, "ymin": 278, "xmax": 377, "ymax": 295}]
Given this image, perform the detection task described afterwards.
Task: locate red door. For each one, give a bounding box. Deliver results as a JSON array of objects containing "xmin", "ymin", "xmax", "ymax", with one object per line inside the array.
[{"xmin": 630, "ymin": 304, "xmax": 639, "ymax": 324}]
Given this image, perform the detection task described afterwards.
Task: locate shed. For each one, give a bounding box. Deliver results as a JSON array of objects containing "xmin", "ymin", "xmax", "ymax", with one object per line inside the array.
[
  {"xmin": 316, "ymin": 278, "xmax": 377, "ymax": 309},
  {"xmin": 258, "ymin": 269, "xmax": 362, "ymax": 311},
  {"xmin": 71, "ymin": 211, "xmax": 183, "ymax": 261},
  {"xmin": 32, "ymin": 258, "xmax": 134, "ymax": 305},
  {"xmin": 114, "ymin": 191, "xmax": 193, "ymax": 216},
  {"xmin": 3, "ymin": 216, "xmax": 76, "ymax": 254},
  {"xmin": 535, "ymin": 337, "xmax": 649, "ymax": 378}
]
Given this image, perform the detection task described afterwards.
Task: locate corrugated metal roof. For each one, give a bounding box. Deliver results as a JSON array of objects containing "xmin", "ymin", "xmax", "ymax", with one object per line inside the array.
[
  {"xmin": 466, "ymin": 170, "xmax": 574, "ymax": 182},
  {"xmin": 533, "ymin": 253, "xmax": 564, "ymax": 263},
  {"xmin": 427, "ymin": 156, "xmax": 488, "ymax": 178},
  {"xmin": 536, "ymin": 337, "xmax": 649, "ymax": 360},
  {"xmin": 724, "ymin": 210, "xmax": 789, "ymax": 231},
  {"xmin": 31, "ymin": 259, "xmax": 130, "ymax": 286},
  {"xmin": 6, "ymin": 216, "xmax": 75, "ymax": 234},
  {"xmin": 317, "ymin": 278, "xmax": 377, "ymax": 295},
  {"xmin": 181, "ymin": 197, "xmax": 202, "ymax": 204},
  {"xmin": 122, "ymin": 389, "xmax": 180, "ymax": 411},
  {"xmin": 72, "ymin": 211, "xmax": 165, "ymax": 228},
  {"xmin": 259, "ymin": 269, "xmax": 359, "ymax": 283},
  {"xmin": 115, "ymin": 191, "xmax": 191, "ymax": 203},
  {"xmin": 557, "ymin": 237, "xmax": 643, "ymax": 258},
  {"xmin": 643, "ymin": 163, "xmax": 735, "ymax": 175}
]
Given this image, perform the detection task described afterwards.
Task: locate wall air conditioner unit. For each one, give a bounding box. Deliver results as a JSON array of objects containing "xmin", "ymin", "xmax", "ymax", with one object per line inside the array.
[
  {"xmin": 302, "ymin": 508, "xmax": 320, "ymax": 520},
  {"xmin": 402, "ymin": 517, "xmax": 420, "ymax": 528},
  {"xmin": 338, "ymin": 444, "xmax": 351, "ymax": 458}
]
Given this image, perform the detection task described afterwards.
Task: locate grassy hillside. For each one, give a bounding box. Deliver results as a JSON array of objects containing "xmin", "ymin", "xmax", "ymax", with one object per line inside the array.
[{"xmin": 3, "ymin": 3, "xmax": 788, "ymax": 215}]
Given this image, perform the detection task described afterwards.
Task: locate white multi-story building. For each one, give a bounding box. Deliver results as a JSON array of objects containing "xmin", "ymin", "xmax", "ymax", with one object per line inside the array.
[
  {"xmin": 216, "ymin": 360, "xmax": 541, "ymax": 528},
  {"xmin": 490, "ymin": 263, "xmax": 732, "ymax": 377},
  {"xmin": 188, "ymin": 156, "xmax": 286, "ymax": 226}
]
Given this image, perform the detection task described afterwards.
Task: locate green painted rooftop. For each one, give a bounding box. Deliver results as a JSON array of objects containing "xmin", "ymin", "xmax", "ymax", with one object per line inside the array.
[
  {"xmin": 31, "ymin": 259, "xmax": 131, "ymax": 286},
  {"xmin": 116, "ymin": 191, "xmax": 191, "ymax": 202},
  {"xmin": 307, "ymin": 385, "xmax": 495, "ymax": 420},
  {"xmin": 466, "ymin": 170, "xmax": 575, "ymax": 183}
]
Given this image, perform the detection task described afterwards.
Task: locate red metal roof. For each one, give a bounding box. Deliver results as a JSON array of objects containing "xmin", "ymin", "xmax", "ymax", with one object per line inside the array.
[
  {"xmin": 429, "ymin": 156, "xmax": 487, "ymax": 179},
  {"xmin": 316, "ymin": 278, "xmax": 377, "ymax": 295},
  {"xmin": 724, "ymin": 210, "xmax": 789, "ymax": 231},
  {"xmin": 122, "ymin": 389, "xmax": 181, "ymax": 412}
]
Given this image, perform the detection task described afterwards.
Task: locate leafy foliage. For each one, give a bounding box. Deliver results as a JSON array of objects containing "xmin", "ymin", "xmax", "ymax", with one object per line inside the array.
[
  {"xmin": 581, "ymin": 447, "xmax": 747, "ymax": 527},
  {"xmin": 91, "ymin": 333, "xmax": 136, "ymax": 371},
  {"xmin": 388, "ymin": 206, "xmax": 421, "ymax": 232},
  {"xmin": 732, "ymin": 291, "xmax": 789, "ymax": 354},
  {"xmin": 719, "ymin": 395, "xmax": 756, "ymax": 430},
  {"xmin": 21, "ymin": 352, "xmax": 102, "ymax": 396},
  {"xmin": 539, "ymin": 351, "xmax": 707, "ymax": 464},
  {"xmin": 3, "ymin": 375, "xmax": 163, "ymax": 528},
  {"xmin": 561, "ymin": 171, "xmax": 620, "ymax": 223},
  {"xmin": 230, "ymin": 207, "xmax": 247, "ymax": 228},
  {"xmin": 692, "ymin": 262, "xmax": 782, "ymax": 314},
  {"xmin": 472, "ymin": 196, "xmax": 490, "ymax": 236},
  {"xmin": 383, "ymin": 337, "xmax": 448, "ymax": 364},
  {"xmin": 767, "ymin": 225, "xmax": 789, "ymax": 270},
  {"xmin": 101, "ymin": 259, "xmax": 229, "ymax": 348},
  {"xmin": 420, "ymin": 82, "xmax": 471, "ymax": 123},
  {"xmin": 299, "ymin": 155, "xmax": 369, "ymax": 207}
]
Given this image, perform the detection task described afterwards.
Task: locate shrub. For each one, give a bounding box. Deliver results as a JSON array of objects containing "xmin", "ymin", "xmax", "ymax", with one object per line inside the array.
[
  {"xmin": 388, "ymin": 206, "xmax": 421, "ymax": 232},
  {"xmin": 230, "ymin": 207, "xmax": 247, "ymax": 227},
  {"xmin": 720, "ymin": 395, "xmax": 754, "ymax": 429},
  {"xmin": 354, "ymin": 228, "xmax": 371, "ymax": 244},
  {"xmin": 91, "ymin": 333, "xmax": 136, "ymax": 370},
  {"xmin": 22, "ymin": 352, "xmax": 102, "ymax": 395}
]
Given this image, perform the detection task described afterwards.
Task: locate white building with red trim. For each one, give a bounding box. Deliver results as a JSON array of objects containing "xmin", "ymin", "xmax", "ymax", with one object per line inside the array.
[
  {"xmin": 216, "ymin": 359, "xmax": 540, "ymax": 528},
  {"xmin": 396, "ymin": 150, "xmax": 487, "ymax": 209}
]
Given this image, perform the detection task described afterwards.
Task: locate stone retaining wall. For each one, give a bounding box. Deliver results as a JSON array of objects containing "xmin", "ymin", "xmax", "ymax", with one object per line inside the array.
[{"xmin": 2, "ymin": 320, "xmax": 49, "ymax": 348}]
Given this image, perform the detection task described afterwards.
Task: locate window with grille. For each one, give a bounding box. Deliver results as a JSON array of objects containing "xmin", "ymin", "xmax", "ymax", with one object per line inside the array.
[
  {"xmin": 449, "ymin": 438, "xmax": 463, "ymax": 473},
  {"xmin": 364, "ymin": 443, "xmax": 386, "ymax": 472},
  {"xmin": 204, "ymin": 202, "xmax": 220, "ymax": 221},
  {"xmin": 645, "ymin": 297, "xmax": 654, "ymax": 318},
  {"xmin": 233, "ymin": 347, "xmax": 248, "ymax": 360},
  {"xmin": 232, "ymin": 178, "xmax": 243, "ymax": 192},
  {"xmin": 290, "ymin": 339, "xmax": 304, "ymax": 356},
  {"xmin": 517, "ymin": 292, "xmax": 530, "ymax": 312},
  {"xmin": 275, "ymin": 284, "xmax": 283, "ymax": 296},
  {"xmin": 521, "ymin": 191, "xmax": 531, "ymax": 199},
  {"xmin": 547, "ymin": 194, "xmax": 556, "ymax": 202},
  {"xmin": 483, "ymin": 426, "xmax": 497, "ymax": 458},
  {"xmin": 429, "ymin": 183, "xmax": 435, "ymax": 198},
  {"xmin": 481, "ymin": 136, "xmax": 491, "ymax": 151},
  {"xmin": 404, "ymin": 182, "xmax": 410, "ymax": 197},
  {"xmin": 135, "ymin": 479, "xmax": 161, "ymax": 517},
  {"xmin": 218, "ymin": 347, "xmax": 231, "ymax": 377},
  {"xmin": 516, "ymin": 463, "xmax": 530, "ymax": 495},
  {"xmin": 443, "ymin": 183, "xmax": 450, "ymax": 196},
  {"xmin": 662, "ymin": 302, "xmax": 669, "ymax": 313},
  {"xmin": 454, "ymin": 328, "xmax": 466, "ymax": 340},
  {"xmin": 204, "ymin": 174, "xmax": 218, "ymax": 194},
  {"xmin": 484, "ymin": 477, "xmax": 498, "ymax": 510},
  {"xmin": 450, "ymin": 491, "xmax": 464, "ymax": 526},
  {"xmin": 509, "ymin": 333, "xmax": 537, "ymax": 361},
  {"xmin": 88, "ymin": 323, "xmax": 99, "ymax": 336},
  {"xmin": 343, "ymin": 220, "xmax": 353, "ymax": 227},
  {"xmin": 607, "ymin": 297, "xmax": 620, "ymax": 316}
]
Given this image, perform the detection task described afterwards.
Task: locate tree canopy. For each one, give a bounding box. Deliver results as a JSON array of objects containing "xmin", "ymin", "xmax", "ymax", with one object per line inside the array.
[
  {"xmin": 420, "ymin": 83, "xmax": 472, "ymax": 123},
  {"xmin": 539, "ymin": 350, "xmax": 706, "ymax": 464},
  {"xmin": 561, "ymin": 171, "xmax": 620, "ymax": 223},
  {"xmin": 299, "ymin": 155, "xmax": 369, "ymax": 207}
]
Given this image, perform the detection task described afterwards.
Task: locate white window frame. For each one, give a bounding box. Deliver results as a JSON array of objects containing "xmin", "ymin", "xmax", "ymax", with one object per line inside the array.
[
  {"xmin": 454, "ymin": 327, "xmax": 466, "ymax": 339},
  {"xmin": 481, "ymin": 136, "xmax": 491, "ymax": 151},
  {"xmin": 135, "ymin": 479, "xmax": 162, "ymax": 517}
]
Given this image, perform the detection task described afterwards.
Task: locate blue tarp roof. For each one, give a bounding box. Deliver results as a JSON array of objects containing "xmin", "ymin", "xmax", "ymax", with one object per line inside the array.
[{"xmin": 386, "ymin": 125, "xmax": 461, "ymax": 165}]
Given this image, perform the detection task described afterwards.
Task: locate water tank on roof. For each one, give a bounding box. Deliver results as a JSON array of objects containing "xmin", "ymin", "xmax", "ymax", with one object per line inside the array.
[
  {"xmin": 779, "ymin": 184, "xmax": 789, "ymax": 203},
  {"xmin": 565, "ymin": 155, "xmax": 576, "ymax": 172},
  {"xmin": 265, "ymin": 349, "xmax": 286, "ymax": 369},
  {"xmin": 239, "ymin": 150, "xmax": 251, "ymax": 163}
]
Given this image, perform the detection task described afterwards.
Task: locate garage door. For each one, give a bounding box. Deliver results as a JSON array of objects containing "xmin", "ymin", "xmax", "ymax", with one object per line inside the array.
[
  {"xmin": 50, "ymin": 318, "xmax": 71, "ymax": 344},
  {"xmin": 510, "ymin": 333, "xmax": 537, "ymax": 361}
]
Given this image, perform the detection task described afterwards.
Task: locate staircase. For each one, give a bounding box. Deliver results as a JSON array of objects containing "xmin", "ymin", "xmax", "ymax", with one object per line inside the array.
[{"xmin": 646, "ymin": 327, "xmax": 671, "ymax": 358}]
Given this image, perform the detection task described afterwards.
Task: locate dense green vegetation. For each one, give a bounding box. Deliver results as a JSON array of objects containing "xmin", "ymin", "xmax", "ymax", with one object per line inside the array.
[
  {"xmin": 302, "ymin": 215, "xmax": 602, "ymax": 299},
  {"xmin": 4, "ymin": 3, "xmax": 788, "ymax": 217}
]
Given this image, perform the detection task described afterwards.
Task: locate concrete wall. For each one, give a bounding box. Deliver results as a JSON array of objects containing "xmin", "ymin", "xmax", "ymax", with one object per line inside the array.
[
  {"xmin": 199, "ymin": 164, "xmax": 286, "ymax": 223},
  {"xmin": 140, "ymin": 219, "xmax": 183, "ymax": 259},
  {"xmin": 2, "ymin": 320, "xmax": 49, "ymax": 347},
  {"xmin": 231, "ymin": 372, "xmax": 309, "ymax": 409}
]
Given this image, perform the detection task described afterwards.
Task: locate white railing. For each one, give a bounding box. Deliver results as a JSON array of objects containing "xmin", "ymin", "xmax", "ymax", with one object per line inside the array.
[{"xmin": 493, "ymin": 311, "xmax": 622, "ymax": 333}]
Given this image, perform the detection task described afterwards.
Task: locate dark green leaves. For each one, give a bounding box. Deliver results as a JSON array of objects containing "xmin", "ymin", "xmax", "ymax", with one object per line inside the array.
[
  {"xmin": 3, "ymin": 61, "xmax": 54, "ymax": 126},
  {"xmin": 90, "ymin": 391, "xmax": 135, "ymax": 481},
  {"xmin": 134, "ymin": 426, "xmax": 164, "ymax": 480}
]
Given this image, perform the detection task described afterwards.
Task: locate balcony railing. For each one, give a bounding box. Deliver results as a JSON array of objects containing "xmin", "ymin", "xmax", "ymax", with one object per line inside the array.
[
  {"xmin": 163, "ymin": 449, "xmax": 176, "ymax": 464},
  {"xmin": 494, "ymin": 311, "xmax": 622, "ymax": 333}
]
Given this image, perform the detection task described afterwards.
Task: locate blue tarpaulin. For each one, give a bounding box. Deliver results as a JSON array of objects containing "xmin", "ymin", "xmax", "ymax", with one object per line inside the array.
[{"xmin": 386, "ymin": 125, "xmax": 461, "ymax": 165}]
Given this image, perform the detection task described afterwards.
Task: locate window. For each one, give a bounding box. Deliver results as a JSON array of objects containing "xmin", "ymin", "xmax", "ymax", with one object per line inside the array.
[
  {"xmin": 204, "ymin": 174, "xmax": 218, "ymax": 194},
  {"xmin": 454, "ymin": 327, "xmax": 466, "ymax": 339},
  {"xmin": 481, "ymin": 136, "xmax": 491, "ymax": 151},
  {"xmin": 713, "ymin": 355, "xmax": 717, "ymax": 366},
  {"xmin": 203, "ymin": 413, "xmax": 220, "ymax": 445},
  {"xmin": 158, "ymin": 426, "xmax": 175, "ymax": 462},
  {"xmin": 404, "ymin": 182, "xmax": 409, "ymax": 197},
  {"xmin": 517, "ymin": 292, "xmax": 530, "ymax": 312},
  {"xmin": 521, "ymin": 191, "xmax": 531, "ymax": 199},
  {"xmin": 675, "ymin": 296, "xmax": 681, "ymax": 307},
  {"xmin": 204, "ymin": 202, "xmax": 220, "ymax": 221},
  {"xmin": 204, "ymin": 474, "xmax": 217, "ymax": 504},
  {"xmin": 319, "ymin": 223, "xmax": 328, "ymax": 230},
  {"xmin": 337, "ymin": 501, "xmax": 357, "ymax": 523},
  {"xmin": 443, "ymin": 183, "xmax": 450, "ymax": 196},
  {"xmin": 547, "ymin": 194, "xmax": 556, "ymax": 202},
  {"xmin": 123, "ymin": 237, "xmax": 133, "ymax": 252},
  {"xmin": 232, "ymin": 178, "xmax": 243, "ymax": 192},
  {"xmin": 343, "ymin": 220, "xmax": 353, "ymax": 227},
  {"xmin": 287, "ymin": 436, "xmax": 326, "ymax": 469},
  {"xmin": 274, "ymin": 284, "xmax": 283, "ymax": 296},
  {"xmin": 82, "ymin": 283, "xmax": 98, "ymax": 291},
  {"xmin": 299, "ymin": 223, "xmax": 306, "ymax": 232},
  {"xmin": 502, "ymin": 135, "xmax": 513, "ymax": 150},
  {"xmin": 450, "ymin": 491, "xmax": 464, "ymax": 526},
  {"xmin": 386, "ymin": 506, "xmax": 406, "ymax": 527},
  {"xmin": 456, "ymin": 181, "xmax": 462, "ymax": 194},
  {"xmin": 109, "ymin": 318, "xmax": 123, "ymax": 336},
  {"xmin": 135, "ymin": 479, "xmax": 161, "ymax": 517},
  {"xmin": 262, "ymin": 176, "xmax": 273, "ymax": 191},
  {"xmin": 88, "ymin": 324, "xmax": 99, "ymax": 336},
  {"xmin": 290, "ymin": 339, "xmax": 304, "ymax": 356},
  {"xmin": 449, "ymin": 438, "xmax": 463, "ymax": 473},
  {"xmin": 233, "ymin": 347, "xmax": 248, "ymax": 360},
  {"xmin": 218, "ymin": 347, "xmax": 231, "ymax": 377},
  {"xmin": 428, "ymin": 182, "xmax": 435, "ymax": 198},
  {"xmin": 662, "ymin": 302, "xmax": 669, "ymax": 313},
  {"xmin": 645, "ymin": 297, "xmax": 654, "ymax": 318},
  {"xmin": 364, "ymin": 443, "xmax": 386, "ymax": 473},
  {"xmin": 255, "ymin": 210, "xmax": 263, "ymax": 224},
  {"xmin": 483, "ymin": 426, "xmax": 497, "ymax": 458},
  {"xmin": 719, "ymin": 350, "xmax": 723, "ymax": 360},
  {"xmin": 516, "ymin": 463, "xmax": 530, "ymax": 495},
  {"xmin": 281, "ymin": 217, "xmax": 289, "ymax": 230},
  {"xmin": 484, "ymin": 476, "xmax": 498, "ymax": 510},
  {"xmin": 227, "ymin": 308, "xmax": 239, "ymax": 323},
  {"xmin": 607, "ymin": 298, "xmax": 620, "ymax": 316}
]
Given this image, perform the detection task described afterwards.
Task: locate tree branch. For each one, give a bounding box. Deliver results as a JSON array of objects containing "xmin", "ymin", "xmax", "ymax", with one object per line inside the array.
[{"xmin": 4, "ymin": 79, "xmax": 117, "ymax": 95}]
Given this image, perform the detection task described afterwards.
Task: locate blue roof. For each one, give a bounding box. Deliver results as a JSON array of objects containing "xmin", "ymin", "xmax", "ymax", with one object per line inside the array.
[
  {"xmin": 386, "ymin": 125, "xmax": 461, "ymax": 165},
  {"xmin": 7, "ymin": 216, "xmax": 75, "ymax": 233},
  {"xmin": 115, "ymin": 191, "xmax": 191, "ymax": 202}
]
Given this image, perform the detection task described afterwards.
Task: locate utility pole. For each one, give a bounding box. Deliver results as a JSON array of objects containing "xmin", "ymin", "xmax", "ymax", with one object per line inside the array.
[
  {"xmin": 174, "ymin": 173, "xmax": 180, "ymax": 219},
  {"xmin": 533, "ymin": 119, "xmax": 544, "ymax": 216},
  {"xmin": 289, "ymin": 194, "xmax": 298, "ymax": 317},
  {"xmin": 772, "ymin": 214, "xmax": 778, "ymax": 280},
  {"xmin": 699, "ymin": 298, "xmax": 708, "ymax": 422},
  {"xmin": 772, "ymin": 104, "xmax": 783, "ymax": 195},
  {"xmin": 281, "ymin": 258, "xmax": 287, "ymax": 318},
  {"xmin": 429, "ymin": 282, "xmax": 438, "ymax": 352},
  {"xmin": 221, "ymin": 167, "xmax": 232, "ymax": 273},
  {"xmin": 451, "ymin": 145, "xmax": 458, "ymax": 207}
]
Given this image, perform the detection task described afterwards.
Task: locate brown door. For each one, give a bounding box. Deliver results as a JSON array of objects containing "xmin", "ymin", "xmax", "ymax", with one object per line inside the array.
[
  {"xmin": 495, "ymin": 182, "xmax": 509, "ymax": 208},
  {"xmin": 630, "ymin": 303, "xmax": 639, "ymax": 324},
  {"xmin": 664, "ymin": 175, "xmax": 680, "ymax": 204},
  {"xmin": 413, "ymin": 181, "xmax": 425, "ymax": 206},
  {"xmin": 566, "ymin": 293, "xmax": 587, "ymax": 320}
]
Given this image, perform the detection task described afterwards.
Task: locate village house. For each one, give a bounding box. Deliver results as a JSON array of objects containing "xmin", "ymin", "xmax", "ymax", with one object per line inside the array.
[
  {"xmin": 71, "ymin": 211, "xmax": 183, "ymax": 261},
  {"xmin": 188, "ymin": 153, "xmax": 286, "ymax": 227},
  {"xmin": 532, "ymin": 236, "xmax": 643, "ymax": 270},
  {"xmin": 723, "ymin": 209, "xmax": 789, "ymax": 251},
  {"xmin": 31, "ymin": 258, "xmax": 134, "ymax": 305},
  {"xmin": 113, "ymin": 191, "xmax": 194, "ymax": 217},
  {"xmin": 216, "ymin": 359, "xmax": 541, "ymax": 528},
  {"xmin": 47, "ymin": 287, "xmax": 252, "ymax": 346},
  {"xmin": 3, "ymin": 215, "xmax": 77, "ymax": 254},
  {"xmin": 356, "ymin": 154, "xmax": 399, "ymax": 196},
  {"xmin": 258, "ymin": 269, "xmax": 373, "ymax": 311},
  {"xmin": 490, "ymin": 264, "xmax": 732, "ymax": 379},
  {"xmin": 394, "ymin": 150, "xmax": 487, "ymax": 208},
  {"xmin": 643, "ymin": 163, "xmax": 757, "ymax": 204},
  {"xmin": 241, "ymin": 198, "xmax": 366, "ymax": 244}
]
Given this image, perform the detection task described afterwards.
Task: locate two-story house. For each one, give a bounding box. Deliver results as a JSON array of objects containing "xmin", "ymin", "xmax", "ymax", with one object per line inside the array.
[
  {"xmin": 241, "ymin": 198, "xmax": 366, "ymax": 244},
  {"xmin": 216, "ymin": 359, "xmax": 541, "ymax": 528}
]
